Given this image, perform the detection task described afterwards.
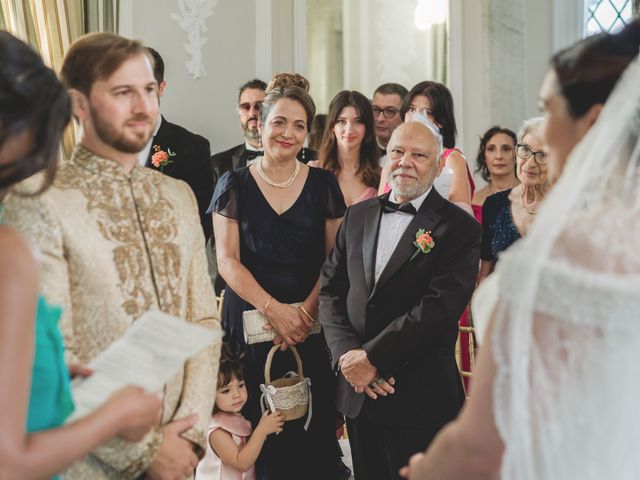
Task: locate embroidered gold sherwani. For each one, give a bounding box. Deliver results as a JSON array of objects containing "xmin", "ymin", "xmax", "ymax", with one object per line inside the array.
[{"xmin": 4, "ymin": 145, "xmax": 221, "ymax": 479}]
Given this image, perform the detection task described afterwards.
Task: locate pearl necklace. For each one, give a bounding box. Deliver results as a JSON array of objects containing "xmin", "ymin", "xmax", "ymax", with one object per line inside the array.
[{"xmin": 256, "ymin": 157, "xmax": 301, "ymax": 188}]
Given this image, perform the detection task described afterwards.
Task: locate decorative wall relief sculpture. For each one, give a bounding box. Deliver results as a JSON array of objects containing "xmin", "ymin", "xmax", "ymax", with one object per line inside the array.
[{"xmin": 171, "ymin": 0, "xmax": 218, "ymax": 79}]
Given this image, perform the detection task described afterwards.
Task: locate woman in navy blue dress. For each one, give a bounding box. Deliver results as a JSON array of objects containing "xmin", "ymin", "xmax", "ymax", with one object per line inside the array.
[{"xmin": 211, "ymin": 81, "xmax": 346, "ymax": 480}]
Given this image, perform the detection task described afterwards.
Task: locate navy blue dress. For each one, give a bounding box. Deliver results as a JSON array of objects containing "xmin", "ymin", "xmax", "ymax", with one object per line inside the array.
[
  {"xmin": 210, "ymin": 166, "xmax": 346, "ymax": 480},
  {"xmin": 480, "ymin": 189, "xmax": 521, "ymax": 261}
]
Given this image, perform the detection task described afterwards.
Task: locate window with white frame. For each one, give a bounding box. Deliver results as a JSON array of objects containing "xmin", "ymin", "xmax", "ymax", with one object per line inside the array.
[{"xmin": 585, "ymin": 0, "xmax": 633, "ymax": 35}]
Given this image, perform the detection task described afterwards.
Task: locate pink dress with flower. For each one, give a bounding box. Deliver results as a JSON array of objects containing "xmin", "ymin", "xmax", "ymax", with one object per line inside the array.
[{"xmin": 195, "ymin": 412, "xmax": 255, "ymax": 480}]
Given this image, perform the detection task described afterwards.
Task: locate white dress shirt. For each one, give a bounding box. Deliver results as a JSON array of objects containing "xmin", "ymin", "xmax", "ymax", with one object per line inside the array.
[
  {"xmin": 374, "ymin": 187, "xmax": 432, "ymax": 282},
  {"xmin": 138, "ymin": 114, "xmax": 163, "ymax": 166},
  {"xmin": 245, "ymin": 142, "xmax": 261, "ymax": 166}
]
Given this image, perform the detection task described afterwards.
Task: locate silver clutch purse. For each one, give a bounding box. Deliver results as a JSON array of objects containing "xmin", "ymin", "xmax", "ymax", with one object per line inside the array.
[{"xmin": 242, "ymin": 302, "xmax": 322, "ymax": 345}]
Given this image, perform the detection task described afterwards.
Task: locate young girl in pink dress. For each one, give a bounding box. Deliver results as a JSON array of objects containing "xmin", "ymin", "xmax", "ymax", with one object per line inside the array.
[{"xmin": 196, "ymin": 348, "xmax": 284, "ymax": 480}]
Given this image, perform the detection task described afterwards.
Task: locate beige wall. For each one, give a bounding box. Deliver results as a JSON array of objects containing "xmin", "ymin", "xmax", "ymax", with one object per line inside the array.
[
  {"xmin": 457, "ymin": 0, "xmax": 554, "ymax": 186},
  {"xmin": 119, "ymin": 0, "xmax": 561, "ymax": 165},
  {"xmin": 124, "ymin": 0, "xmax": 258, "ymax": 153}
]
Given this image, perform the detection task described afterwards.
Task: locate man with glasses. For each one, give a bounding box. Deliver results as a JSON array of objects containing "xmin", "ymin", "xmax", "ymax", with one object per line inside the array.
[
  {"xmin": 211, "ymin": 78, "xmax": 267, "ymax": 182},
  {"xmin": 372, "ymin": 83, "xmax": 408, "ymax": 164}
]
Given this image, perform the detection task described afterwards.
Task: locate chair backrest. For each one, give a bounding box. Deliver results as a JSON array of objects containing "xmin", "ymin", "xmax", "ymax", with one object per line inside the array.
[
  {"xmin": 456, "ymin": 311, "xmax": 476, "ymax": 398},
  {"xmin": 216, "ymin": 289, "xmax": 225, "ymax": 320}
]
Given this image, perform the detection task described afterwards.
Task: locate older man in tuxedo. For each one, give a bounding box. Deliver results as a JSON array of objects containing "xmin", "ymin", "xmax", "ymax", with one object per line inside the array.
[{"xmin": 320, "ymin": 121, "xmax": 480, "ymax": 479}]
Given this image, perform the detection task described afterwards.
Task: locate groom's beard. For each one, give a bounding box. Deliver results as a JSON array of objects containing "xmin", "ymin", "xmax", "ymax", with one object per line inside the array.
[
  {"xmin": 90, "ymin": 105, "xmax": 154, "ymax": 153},
  {"xmin": 242, "ymin": 116, "xmax": 261, "ymax": 145}
]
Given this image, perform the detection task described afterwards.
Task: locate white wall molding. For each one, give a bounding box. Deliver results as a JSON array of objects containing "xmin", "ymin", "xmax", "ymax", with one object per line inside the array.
[
  {"xmin": 553, "ymin": 0, "xmax": 585, "ymax": 51},
  {"xmin": 255, "ymin": 0, "xmax": 273, "ymax": 81},
  {"xmin": 170, "ymin": 0, "xmax": 218, "ymax": 79},
  {"xmin": 117, "ymin": 0, "xmax": 134, "ymax": 37},
  {"xmin": 293, "ymin": 0, "xmax": 307, "ymax": 74},
  {"xmin": 448, "ymin": 0, "xmax": 464, "ymax": 151}
]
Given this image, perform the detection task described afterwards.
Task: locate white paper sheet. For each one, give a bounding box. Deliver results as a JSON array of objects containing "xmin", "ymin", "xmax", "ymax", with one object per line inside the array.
[{"xmin": 67, "ymin": 310, "xmax": 221, "ymax": 421}]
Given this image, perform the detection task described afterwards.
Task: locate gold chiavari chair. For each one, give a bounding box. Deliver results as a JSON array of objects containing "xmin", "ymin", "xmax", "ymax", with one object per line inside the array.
[
  {"xmin": 216, "ymin": 289, "xmax": 225, "ymax": 320},
  {"xmin": 456, "ymin": 312, "xmax": 476, "ymax": 398}
]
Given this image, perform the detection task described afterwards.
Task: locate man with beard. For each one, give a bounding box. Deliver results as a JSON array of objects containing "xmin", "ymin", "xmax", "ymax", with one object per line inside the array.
[
  {"xmin": 143, "ymin": 48, "xmax": 214, "ymax": 240},
  {"xmin": 319, "ymin": 121, "xmax": 480, "ymax": 479},
  {"xmin": 3, "ymin": 32, "xmax": 220, "ymax": 480},
  {"xmin": 211, "ymin": 78, "xmax": 267, "ymax": 180}
]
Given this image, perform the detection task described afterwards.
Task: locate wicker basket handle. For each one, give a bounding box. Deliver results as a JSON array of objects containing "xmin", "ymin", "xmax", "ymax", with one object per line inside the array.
[{"xmin": 264, "ymin": 345, "xmax": 304, "ymax": 384}]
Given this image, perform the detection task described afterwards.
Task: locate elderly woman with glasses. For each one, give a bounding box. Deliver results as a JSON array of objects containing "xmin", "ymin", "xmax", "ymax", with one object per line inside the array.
[{"xmin": 476, "ymin": 117, "xmax": 549, "ymax": 285}]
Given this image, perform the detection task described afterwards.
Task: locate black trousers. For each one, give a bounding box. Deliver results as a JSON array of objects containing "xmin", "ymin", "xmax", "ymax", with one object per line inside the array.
[{"xmin": 346, "ymin": 415, "xmax": 434, "ymax": 480}]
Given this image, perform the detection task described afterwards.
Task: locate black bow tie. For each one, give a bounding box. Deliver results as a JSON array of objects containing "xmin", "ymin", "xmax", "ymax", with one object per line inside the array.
[
  {"xmin": 380, "ymin": 198, "xmax": 417, "ymax": 215},
  {"xmin": 245, "ymin": 150, "xmax": 264, "ymax": 161}
]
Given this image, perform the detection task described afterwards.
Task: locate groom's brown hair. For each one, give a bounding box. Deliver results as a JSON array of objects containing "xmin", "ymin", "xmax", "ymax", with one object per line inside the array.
[{"xmin": 61, "ymin": 32, "xmax": 153, "ymax": 96}]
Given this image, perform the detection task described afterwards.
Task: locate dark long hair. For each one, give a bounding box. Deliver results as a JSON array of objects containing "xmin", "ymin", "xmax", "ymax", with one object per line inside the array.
[
  {"xmin": 475, "ymin": 126, "xmax": 517, "ymax": 182},
  {"xmin": 0, "ymin": 31, "xmax": 71, "ymax": 192},
  {"xmin": 318, "ymin": 90, "xmax": 380, "ymax": 188},
  {"xmin": 400, "ymin": 81, "xmax": 457, "ymax": 149},
  {"xmin": 214, "ymin": 344, "xmax": 246, "ymax": 414},
  {"xmin": 551, "ymin": 18, "xmax": 640, "ymax": 118}
]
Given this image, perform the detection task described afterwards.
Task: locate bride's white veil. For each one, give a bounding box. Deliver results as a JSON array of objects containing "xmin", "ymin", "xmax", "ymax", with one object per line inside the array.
[{"xmin": 491, "ymin": 36, "xmax": 640, "ymax": 479}]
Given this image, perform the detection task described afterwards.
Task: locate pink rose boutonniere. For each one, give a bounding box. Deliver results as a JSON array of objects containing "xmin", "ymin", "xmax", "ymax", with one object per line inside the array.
[
  {"xmin": 151, "ymin": 145, "xmax": 176, "ymax": 171},
  {"xmin": 410, "ymin": 228, "xmax": 435, "ymax": 261}
]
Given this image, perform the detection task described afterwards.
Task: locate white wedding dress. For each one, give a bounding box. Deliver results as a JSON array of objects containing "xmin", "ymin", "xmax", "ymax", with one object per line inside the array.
[{"xmin": 471, "ymin": 54, "xmax": 640, "ymax": 479}]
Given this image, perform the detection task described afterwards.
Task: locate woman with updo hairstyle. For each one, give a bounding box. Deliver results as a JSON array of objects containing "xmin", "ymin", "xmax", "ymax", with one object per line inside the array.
[
  {"xmin": 267, "ymin": 73, "xmax": 317, "ymax": 163},
  {"xmin": 309, "ymin": 90, "xmax": 380, "ymax": 205},
  {"xmin": 471, "ymin": 126, "xmax": 519, "ymax": 223},
  {"xmin": 0, "ymin": 31, "xmax": 161, "ymax": 480},
  {"xmin": 210, "ymin": 72, "xmax": 346, "ymax": 479}
]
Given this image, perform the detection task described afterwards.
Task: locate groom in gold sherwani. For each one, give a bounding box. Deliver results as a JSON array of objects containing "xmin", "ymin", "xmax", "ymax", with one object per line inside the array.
[{"xmin": 4, "ymin": 33, "xmax": 220, "ymax": 479}]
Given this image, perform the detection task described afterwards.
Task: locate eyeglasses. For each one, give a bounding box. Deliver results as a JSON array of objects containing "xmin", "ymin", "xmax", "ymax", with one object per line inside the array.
[
  {"xmin": 516, "ymin": 144, "xmax": 547, "ymax": 164},
  {"xmin": 238, "ymin": 101, "xmax": 262, "ymax": 113},
  {"xmin": 372, "ymin": 106, "xmax": 399, "ymax": 119}
]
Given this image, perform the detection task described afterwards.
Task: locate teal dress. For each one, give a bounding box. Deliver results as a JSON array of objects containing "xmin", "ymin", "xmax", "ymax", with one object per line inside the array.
[
  {"xmin": 26, "ymin": 295, "xmax": 74, "ymax": 433},
  {"xmin": 1, "ymin": 206, "xmax": 74, "ymax": 479}
]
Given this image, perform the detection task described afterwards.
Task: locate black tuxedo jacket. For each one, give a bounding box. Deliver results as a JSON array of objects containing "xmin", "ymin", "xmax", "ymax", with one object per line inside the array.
[
  {"xmin": 319, "ymin": 189, "xmax": 481, "ymax": 430},
  {"xmin": 211, "ymin": 143, "xmax": 247, "ymax": 183},
  {"xmin": 146, "ymin": 116, "xmax": 214, "ymax": 239}
]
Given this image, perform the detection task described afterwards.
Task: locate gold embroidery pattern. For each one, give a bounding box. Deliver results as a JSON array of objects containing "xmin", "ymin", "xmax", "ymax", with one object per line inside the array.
[
  {"xmin": 56, "ymin": 146, "xmax": 183, "ymax": 317},
  {"xmin": 8, "ymin": 146, "xmax": 220, "ymax": 478}
]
